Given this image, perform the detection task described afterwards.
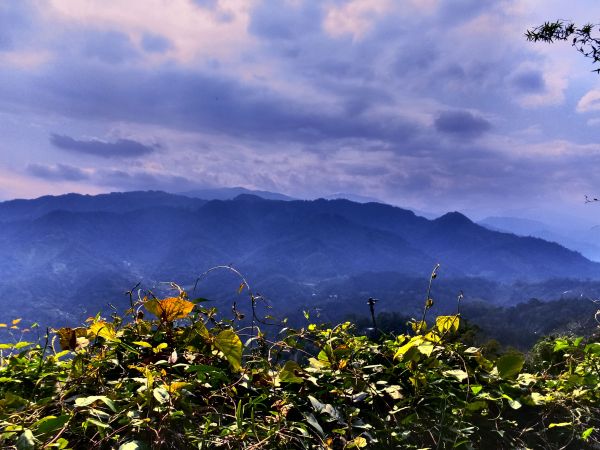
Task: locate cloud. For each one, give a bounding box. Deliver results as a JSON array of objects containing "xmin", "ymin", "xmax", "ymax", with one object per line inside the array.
[
  {"xmin": 50, "ymin": 134, "xmax": 159, "ymax": 158},
  {"xmin": 577, "ymin": 89, "xmax": 600, "ymax": 113},
  {"xmin": 434, "ymin": 110, "xmax": 491, "ymax": 138},
  {"xmin": 82, "ymin": 30, "xmax": 138, "ymax": 64},
  {"xmin": 141, "ymin": 33, "xmax": 172, "ymax": 53},
  {"xmin": 0, "ymin": 2, "xmax": 32, "ymax": 51},
  {"xmin": 94, "ymin": 168, "xmax": 200, "ymax": 192},
  {"xmin": 509, "ymin": 69, "xmax": 546, "ymax": 93},
  {"xmin": 27, "ymin": 163, "xmax": 90, "ymax": 181},
  {"xmin": 249, "ymin": 1, "xmax": 323, "ymax": 41}
]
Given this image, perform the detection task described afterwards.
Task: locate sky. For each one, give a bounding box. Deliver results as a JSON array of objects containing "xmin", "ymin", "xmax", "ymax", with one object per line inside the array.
[{"xmin": 1, "ymin": 0, "xmax": 600, "ymax": 225}]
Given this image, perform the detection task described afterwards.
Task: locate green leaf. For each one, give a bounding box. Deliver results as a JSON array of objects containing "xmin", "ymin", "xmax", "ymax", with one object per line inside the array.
[
  {"xmin": 34, "ymin": 415, "xmax": 70, "ymax": 435},
  {"xmin": 85, "ymin": 418, "xmax": 110, "ymax": 429},
  {"xmin": 582, "ymin": 427, "xmax": 594, "ymax": 440},
  {"xmin": 496, "ymin": 353, "xmax": 524, "ymax": 379},
  {"xmin": 75, "ymin": 395, "xmax": 117, "ymax": 412},
  {"xmin": 16, "ymin": 429, "xmax": 35, "ymax": 450},
  {"xmin": 278, "ymin": 361, "xmax": 304, "ymax": 383},
  {"xmin": 214, "ymin": 329, "xmax": 242, "ymax": 371},
  {"xmin": 14, "ymin": 341, "xmax": 33, "ymax": 349},
  {"xmin": 194, "ymin": 320, "xmax": 210, "ymax": 340},
  {"xmin": 466, "ymin": 400, "xmax": 488, "ymax": 411},
  {"xmin": 585, "ymin": 343, "xmax": 600, "ymax": 355},
  {"xmin": 553, "ymin": 339, "xmax": 570, "ymax": 352},
  {"xmin": 132, "ymin": 341, "xmax": 152, "ymax": 348}
]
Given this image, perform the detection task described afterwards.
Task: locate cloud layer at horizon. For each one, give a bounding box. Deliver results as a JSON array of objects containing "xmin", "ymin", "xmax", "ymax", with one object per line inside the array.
[{"xmin": 1, "ymin": 0, "xmax": 600, "ymax": 222}]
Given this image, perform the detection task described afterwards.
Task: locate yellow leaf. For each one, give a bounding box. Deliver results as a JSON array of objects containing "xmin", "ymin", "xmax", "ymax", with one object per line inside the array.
[
  {"xmin": 144, "ymin": 297, "xmax": 194, "ymax": 322},
  {"xmin": 88, "ymin": 321, "xmax": 118, "ymax": 341},
  {"xmin": 435, "ymin": 315, "xmax": 460, "ymax": 334},
  {"xmin": 237, "ymin": 282, "xmax": 245, "ymax": 294},
  {"xmin": 348, "ymin": 436, "xmax": 368, "ymax": 448},
  {"xmin": 0, "ymin": 324, "xmax": 6, "ymax": 328},
  {"xmin": 11, "ymin": 318, "xmax": 22, "ymax": 326},
  {"xmin": 166, "ymin": 382, "xmax": 189, "ymax": 394}
]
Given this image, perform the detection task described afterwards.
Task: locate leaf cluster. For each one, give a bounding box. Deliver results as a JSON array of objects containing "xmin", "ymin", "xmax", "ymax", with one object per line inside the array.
[
  {"xmin": 526, "ymin": 20, "xmax": 600, "ymax": 73},
  {"xmin": 0, "ymin": 288, "xmax": 598, "ymax": 449}
]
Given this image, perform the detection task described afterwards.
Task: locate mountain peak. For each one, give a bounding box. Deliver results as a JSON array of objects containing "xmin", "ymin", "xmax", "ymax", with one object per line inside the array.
[
  {"xmin": 233, "ymin": 194, "xmax": 267, "ymax": 202},
  {"xmin": 434, "ymin": 211, "xmax": 473, "ymax": 226}
]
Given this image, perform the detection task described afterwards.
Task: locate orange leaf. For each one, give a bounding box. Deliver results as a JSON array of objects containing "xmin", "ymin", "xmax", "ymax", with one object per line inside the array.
[
  {"xmin": 55, "ymin": 327, "xmax": 88, "ymax": 350},
  {"xmin": 144, "ymin": 297, "xmax": 194, "ymax": 322}
]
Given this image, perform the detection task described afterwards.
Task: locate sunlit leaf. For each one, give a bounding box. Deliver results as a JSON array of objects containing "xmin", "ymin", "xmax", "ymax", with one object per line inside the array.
[
  {"xmin": 75, "ymin": 395, "xmax": 117, "ymax": 412},
  {"xmin": 214, "ymin": 329, "xmax": 242, "ymax": 371},
  {"xmin": 166, "ymin": 382, "xmax": 189, "ymax": 394},
  {"xmin": 582, "ymin": 427, "xmax": 594, "ymax": 440},
  {"xmin": 443, "ymin": 369, "xmax": 468, "ymax": 382},
  {"xmin": 144, "ymin": 297, "xmax": 194, "ymax": 322},
  {"xmin": 153, "ymin": 387, "xmax": 170, "ymax": 404},
  {"xmin": 435, "ymin": 315, "xmax": 460, "ymax": 334},
  {"xmin": 549, "ymin": 422, "xmax": 572, "ymax": 428},
  {"xmin": 12, "ymin": 318, "xmax": 22, "ymax": 326},
  {"xmin": 347, "ymin": 436, "xmax": 368, "ymax": 448},
  {"xmin": 88, "ymin": 321, "xmax": 118, "ymax": 341}
]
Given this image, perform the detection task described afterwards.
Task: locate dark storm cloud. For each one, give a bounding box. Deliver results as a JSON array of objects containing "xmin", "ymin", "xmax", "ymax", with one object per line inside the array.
[
  {"xmin": 434, "ymin": 110, "xmax": 492, "ymax": 138},
  {"xmin": 95, "ymin": 168, "xmax": 199, "ymax": 192},
  {"xmin": 50, "ymin": 134, "xmax": 158, "ymax": 159},
  {"xmin": 141, "ymin": 33, "xmax": 172, "ymax": 53},
  {"xmin": 510, "ymin": 69, "xmax": 546, "ymax": 93},
  {"xmin": 27, "ymin": 163, "xmax": 89, "ymax": 181},
  {"xmin": 82, "ymin": 30, "xmax": 138, "ymax": 64},
  {"xmin": 15, "ymin": 63, "xmax": 420, "ymax": 148}
]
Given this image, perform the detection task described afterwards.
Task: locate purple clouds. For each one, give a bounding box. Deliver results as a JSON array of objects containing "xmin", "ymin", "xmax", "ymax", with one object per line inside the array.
[{"xmin": 0, "ymin": 0, "xmax": 599, "ymax": 225}]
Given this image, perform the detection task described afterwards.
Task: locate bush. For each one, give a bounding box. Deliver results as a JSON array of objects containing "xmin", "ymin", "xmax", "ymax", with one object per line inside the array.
[{"xmin": 0, "ymin": 285, "xmax": 598, "ymax": 449}]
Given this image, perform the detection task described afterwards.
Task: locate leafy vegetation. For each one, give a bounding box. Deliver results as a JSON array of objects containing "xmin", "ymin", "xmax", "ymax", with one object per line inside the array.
[
  {"xmin": 0, "ymin": 277, "xmax": 598, "ymax": 450},
  {"xmin": 527, "ymin": 21, "xmax": 600, "ymax": 73}
]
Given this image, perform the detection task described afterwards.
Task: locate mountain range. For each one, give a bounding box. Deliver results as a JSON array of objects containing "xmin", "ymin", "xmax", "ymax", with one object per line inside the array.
[{"xmin": 0, "ymin": 190, "xmax": 598, "ymax": 327}]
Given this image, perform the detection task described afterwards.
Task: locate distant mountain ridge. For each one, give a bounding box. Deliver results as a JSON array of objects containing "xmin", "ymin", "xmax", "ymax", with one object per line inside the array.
[
  {"xmin": 0, "ymin": 190, "xmax": 598, "ymax": 325},
  {"xmin": 180, "ymin": 187, "xmax": 295, "ymax": 201},
  {"xmin": 479, "ymin": 216, "xmax": 600, "ymax": 262}
]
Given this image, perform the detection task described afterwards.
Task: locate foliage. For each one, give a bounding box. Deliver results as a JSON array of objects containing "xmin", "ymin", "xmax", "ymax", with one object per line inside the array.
[
  {"xmin": 526, "ymin": 20, "xmax": 600, "ymax": 73},
  {"xmin": 0, "ymin": 286, "xmax": 598, "ymax": 449}
]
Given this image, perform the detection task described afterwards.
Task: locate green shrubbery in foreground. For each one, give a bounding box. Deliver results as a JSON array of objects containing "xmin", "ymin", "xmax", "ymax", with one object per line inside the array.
[{"xmin": 0, "ymin": 284, "xmax": 598, "ymax": 449}]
